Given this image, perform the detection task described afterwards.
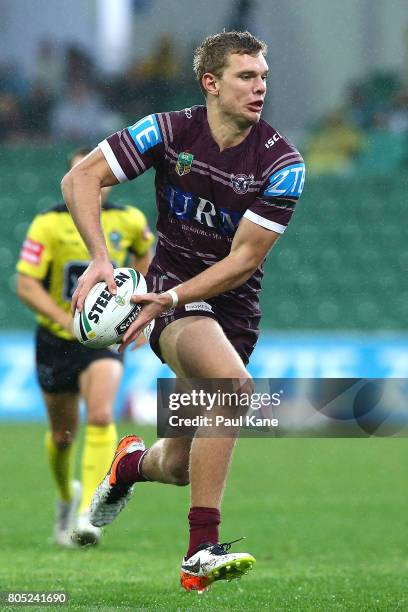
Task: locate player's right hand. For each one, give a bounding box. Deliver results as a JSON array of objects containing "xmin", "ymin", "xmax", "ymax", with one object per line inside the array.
[
  {"xmin": 119, "ymin": 292, "xmax": 172, "ymax": 352},
  {"xmin": 71, "ymin": 258, "xmax": 117, "ymax": 314}
]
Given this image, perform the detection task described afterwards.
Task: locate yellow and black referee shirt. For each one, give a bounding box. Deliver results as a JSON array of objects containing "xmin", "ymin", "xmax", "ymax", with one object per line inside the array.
[{"xmin": 17, "ymin": 202, "xmax": 154, "ymax": 340}]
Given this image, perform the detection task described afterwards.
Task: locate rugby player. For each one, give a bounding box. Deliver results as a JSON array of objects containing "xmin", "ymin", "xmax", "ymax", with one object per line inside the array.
[
  {"xmin": 16, "ymin": 148, "xmax": 154, "ymax": 547},
  {"xmin": 62, "ymin": 31, "xmax": 305, "ymax": 590}
]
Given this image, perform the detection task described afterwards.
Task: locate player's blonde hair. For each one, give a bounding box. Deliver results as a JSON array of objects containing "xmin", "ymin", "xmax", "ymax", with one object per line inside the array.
[{"xmin": 193, "ymin": 31, "xmax": 267, "ymax": 97}]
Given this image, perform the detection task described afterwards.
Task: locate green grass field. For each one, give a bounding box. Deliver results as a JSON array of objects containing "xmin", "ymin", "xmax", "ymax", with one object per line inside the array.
[{"xmin": 0, "ymin": 423, "xmax": 407, "ymax": 611}]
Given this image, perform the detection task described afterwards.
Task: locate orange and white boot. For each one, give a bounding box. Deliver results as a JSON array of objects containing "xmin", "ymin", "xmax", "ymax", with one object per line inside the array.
[{"xmin": 89, "ymin": 435, "xmax": 145, "ymax": 527}]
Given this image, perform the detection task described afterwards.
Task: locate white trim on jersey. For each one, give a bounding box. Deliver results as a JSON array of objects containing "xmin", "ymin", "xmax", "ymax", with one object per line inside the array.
[
  {"xmin": 98, "ymin": 140, "xmax": 128, "ymax": 183},
  {"xmin": 243, "ymin": 209, "xmax": 286, "ymax": 234}
]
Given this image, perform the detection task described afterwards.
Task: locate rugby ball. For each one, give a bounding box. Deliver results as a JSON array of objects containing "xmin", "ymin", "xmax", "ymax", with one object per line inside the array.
[{"xmin": 73, "ymin": 267, "xmax": 154, "ymax": 348}]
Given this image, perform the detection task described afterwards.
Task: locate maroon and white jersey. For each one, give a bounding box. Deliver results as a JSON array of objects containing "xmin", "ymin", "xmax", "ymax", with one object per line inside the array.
[{"xmin": 99, "ymin": 105, "xmax": 305, "ymax": 314}]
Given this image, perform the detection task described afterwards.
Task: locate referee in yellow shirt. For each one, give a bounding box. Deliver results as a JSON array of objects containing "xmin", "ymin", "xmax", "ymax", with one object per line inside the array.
[{"xmin": 16, "ymin": 148, "xmax": 154, "ymax": 547}]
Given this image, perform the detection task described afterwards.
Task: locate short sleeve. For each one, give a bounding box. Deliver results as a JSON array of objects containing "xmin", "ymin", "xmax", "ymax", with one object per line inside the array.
[
  {"xmin": 245, "ymin": 145, "xmax": 305, "ymax": 234},
  {"xmin": 16, "ymin": 214, "xmax": 53, "ymax": 279},
  {"xmin": 99, "ymin": 112, "xmax": 174, "ymax": 182}
]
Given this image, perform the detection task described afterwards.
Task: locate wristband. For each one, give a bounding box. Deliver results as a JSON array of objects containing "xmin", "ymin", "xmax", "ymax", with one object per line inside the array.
[{"xmin": 165, "ymin": 289, "xmax": 179, "ymax": 308}]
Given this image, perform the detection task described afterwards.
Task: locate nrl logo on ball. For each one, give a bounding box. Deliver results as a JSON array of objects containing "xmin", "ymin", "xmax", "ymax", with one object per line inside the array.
[
  {"xmin": 175, "ymin": 152, "xmax": 194, "ymax": 176},
  {"xmin": 231, "ymin": 173, "xmax": 254, "ymax": 195}
]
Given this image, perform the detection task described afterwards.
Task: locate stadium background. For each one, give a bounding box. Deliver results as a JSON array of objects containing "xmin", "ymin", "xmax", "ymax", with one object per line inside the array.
[
  {"xmin": 0, "ymin": 1, "xmax": 407, "ymax": 609},
  {"xmin": 0, "ymin": 0, "xmax": 407, "ymax": 420}
]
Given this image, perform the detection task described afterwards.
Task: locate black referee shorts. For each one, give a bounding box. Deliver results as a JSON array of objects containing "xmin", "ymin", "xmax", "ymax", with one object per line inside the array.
[{"xmin": 35, "ymin": 326, "xmax": 124, "ymax": 394}]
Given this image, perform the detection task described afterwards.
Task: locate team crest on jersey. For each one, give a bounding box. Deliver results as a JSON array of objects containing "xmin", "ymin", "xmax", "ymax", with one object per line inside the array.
[
  {"xmin": 231, "ymin": 173, "xmax": 254, "ymax": 195},
  {"xmin": 175, "ymin": 152, "xmax": 194, "ymax": 176}
]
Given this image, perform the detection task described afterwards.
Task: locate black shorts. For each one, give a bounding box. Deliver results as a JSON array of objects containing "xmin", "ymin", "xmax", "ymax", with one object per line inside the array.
[
  {"xmin": 146, "ymin": 271, "xmax": 260, "ymax": 366},
  {"xmin": 35, "ymin": 326, "xmax": 124, "ymax": 394}
]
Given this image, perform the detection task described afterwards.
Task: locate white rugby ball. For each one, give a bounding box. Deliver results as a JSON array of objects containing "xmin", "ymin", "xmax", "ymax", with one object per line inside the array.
[{"xmin": 73, "ymin": 267, "xmax": 154, "ymax": 348}]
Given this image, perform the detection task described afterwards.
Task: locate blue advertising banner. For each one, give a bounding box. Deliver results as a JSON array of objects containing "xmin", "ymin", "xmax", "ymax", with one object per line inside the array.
[{"xmin": 0, "ymin": 332, "xmax": 407, "ymax": 421}]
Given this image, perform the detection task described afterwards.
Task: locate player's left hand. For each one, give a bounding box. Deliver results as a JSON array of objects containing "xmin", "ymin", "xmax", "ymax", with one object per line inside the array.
[{"xmin": 119, "ymin": 292, "xmax": 172, "ymax": 352}]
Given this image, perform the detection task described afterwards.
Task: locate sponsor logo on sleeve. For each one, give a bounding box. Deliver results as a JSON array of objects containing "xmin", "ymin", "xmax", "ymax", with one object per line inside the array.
[
  {"xmin": 20, "ymin": 238, "xmax": 44, "ymax": 266},
  {"xmin": 263, "ymin": 163, "xmax": 305, "ymax": 198},
  {"xmin": 128, "ymin": 114, "xmax": 162, "ymax": 154}
]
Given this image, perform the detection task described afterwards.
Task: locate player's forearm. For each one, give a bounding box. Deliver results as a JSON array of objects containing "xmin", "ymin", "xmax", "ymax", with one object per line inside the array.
[
  {"xmin": 61, "ymin": 170, "xmax": 109, "ymax": 260},
  {"xmin": 17, "ymin": 276, "xmax": 71, "ymax": 331},
  {"xmin": 172, "ymin": 249, "xmax": 258, "ymax": 306}
]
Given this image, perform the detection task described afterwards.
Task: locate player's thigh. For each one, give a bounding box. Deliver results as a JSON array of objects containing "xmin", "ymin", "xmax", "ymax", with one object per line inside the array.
[
  {"xmin": 159, "ymin": 316, "xmax": 250, "ymax": 378},
  {"xmin": 79, "ymin": 358, "xmax": 123, "ymax": 424},
  {"xmin": 42, "ymin": 390, "xmax": 79, "ymax": 444}
]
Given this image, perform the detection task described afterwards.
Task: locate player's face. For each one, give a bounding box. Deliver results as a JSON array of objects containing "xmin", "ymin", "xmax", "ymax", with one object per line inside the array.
[{"xmin": 217, "ymin": 52, "xmax": 268, "ymax": 127}]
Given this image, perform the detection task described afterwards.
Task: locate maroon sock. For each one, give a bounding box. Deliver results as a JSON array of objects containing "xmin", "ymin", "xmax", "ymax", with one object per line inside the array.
[
  {"xmin": 187, "ymin": 506, "xmax": 220, "ymax": 558},
  {"xmin": 116, "ymin": 449, "xmax": 150, "ymax": 485}
]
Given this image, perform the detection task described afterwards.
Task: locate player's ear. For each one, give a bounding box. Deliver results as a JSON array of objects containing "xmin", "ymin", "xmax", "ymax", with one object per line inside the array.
[{"xmin": 202, "ymin": 72, "xmax": 219, "ymax": 97}]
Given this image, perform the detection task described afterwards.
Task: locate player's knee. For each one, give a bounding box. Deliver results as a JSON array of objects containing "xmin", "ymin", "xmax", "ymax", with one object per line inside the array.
[
  {"xmin": 225, "ymin": 367, "xmax": 253, "ymax": 391},
  {"xmin": 87, "ymin": 408, "xmax": 112, "ymax": 427},
  {"xmin": 224, "ymin": 375, "xmax": 255, "ymax": 418},
  {"xmin": 237, "ymin": 376, "xmax": 255, "ymax": 398},
  {"xmin": 52, "ymin": 431, "xmax": 75, "ymax": 449}
]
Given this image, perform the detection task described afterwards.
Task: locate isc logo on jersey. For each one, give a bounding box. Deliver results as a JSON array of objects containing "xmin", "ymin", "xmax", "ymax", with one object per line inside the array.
[
  {"xmin": 73, "ymin": 267, "xmax": 154, "ymax": 348},
  {"xmin": 263, "ymin": 163, "xmax": 305, "ymax": 198}
]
